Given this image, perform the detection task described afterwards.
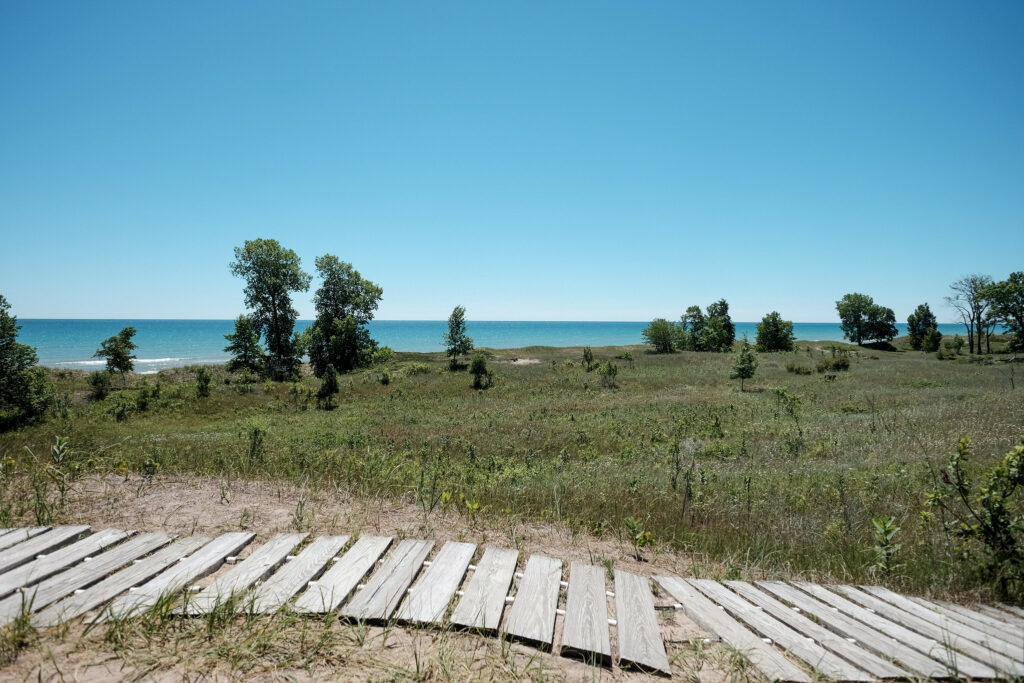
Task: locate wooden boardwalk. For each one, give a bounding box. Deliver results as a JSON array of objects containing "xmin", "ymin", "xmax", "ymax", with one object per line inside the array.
[{"xmin": 2, "ymin": 526, "xmax": 1023, "ymax": 680}]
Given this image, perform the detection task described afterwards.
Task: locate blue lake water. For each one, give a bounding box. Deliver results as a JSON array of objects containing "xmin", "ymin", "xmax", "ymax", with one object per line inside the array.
[{"xmin": 17, "ymin": 319, "xmax": 970, "ymax": 373}]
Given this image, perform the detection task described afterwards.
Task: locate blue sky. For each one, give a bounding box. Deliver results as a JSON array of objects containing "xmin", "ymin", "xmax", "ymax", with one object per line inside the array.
[{"xmin": 1, "ymin": 1, "xmax": 1022, "ymax": 322}]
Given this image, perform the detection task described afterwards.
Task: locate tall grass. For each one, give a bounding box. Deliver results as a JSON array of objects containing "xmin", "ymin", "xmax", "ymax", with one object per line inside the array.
[{"xmin": 1, "ymin": 341, "xmax": 1021, "ymax": 599}]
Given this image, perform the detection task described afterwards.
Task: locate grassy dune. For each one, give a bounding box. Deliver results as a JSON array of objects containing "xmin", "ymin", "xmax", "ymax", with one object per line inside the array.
[{"xmin": 1, "ymin": 338, "xmax": 1021, "ymax": 600}]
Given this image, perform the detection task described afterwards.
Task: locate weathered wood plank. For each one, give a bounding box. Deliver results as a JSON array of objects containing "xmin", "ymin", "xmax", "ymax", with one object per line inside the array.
[
  {"xmin": 918, "ymin": 597, "xmax": 1024, "ymax": 643},
  {"xmin": 292, "ymin": 535, "xmax": 387, "ymax": 614},
  {"xmin": 614, "ymin": 571, "xmax": 671, "ymax": 676},
  {"xmin": 975, "ymin": 602, "xmax": 1024, "ymax": 626},
  {"xmin": 0, "ymin": 527, "xmax": 50, "ymax": 552},
  {"xmin": 397, "ymin": 541, "xmax": 475, "ymax": 625},
  {"xmin": 503, "ymin": 554, "xmax": 562, "ymax": 649},
  {"xmin": 726, "ymin": 580, "xmax": 909, "ymax": 680},
  {"xmin": 0, "ymin": 526, "xmax": 90, "ymax": 575},
  {"xmin": 657, "ymin": 576, "xmax": 810, "ymax": 682},
  {"xmin": 99, "ymin": 532, "xmax": 253, "ymax": 621},
  {"xmin": 182, "ymin": 533, "xmax": 306, "ymax": 615},
  {"xmin": 689, "ymin": 579, "xmax": 872, "ymax": 681},
  {"xmin": 248, "ymin": 535, "xmax": 350, "ymax": 614},
  {"xmin": 450, "ymin": 546, "xmax": 518, "ymax": 633},
  {"xmin": 33, "ymin": 536, "xmax": 208, "ymax": 628},
  {"xmin": 342, "ymin": 539, "xmax": 432, "ymax": 622},
  {"xmin": 790, "ymin": 581, "xmax": 997, "ymax": 679},
  {"xmin": 839, "ymin": 584, "xmax": 1024, "ymax": 676},
  {"xmin": 0, "ymin": 528, "xmax": 130, "ymax": 599},
  {"xmin": 0, "ymin": 533, "xmax": 172, "ymax": 626},
  {"xmin": 756, "ymin": 580, "xmax": 964, "ymax": 679},
  {"xmin": 992, "ymin": 602, "xmax": 1024, "ymax": 620},
  {"xmin": 561, "ymin": 562, "xmax": 611, "ymax": 665}
]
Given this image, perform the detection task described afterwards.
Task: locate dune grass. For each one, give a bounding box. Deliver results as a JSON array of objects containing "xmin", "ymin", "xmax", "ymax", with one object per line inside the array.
[{"xmin": 1, "ymin": 338, "xmax": 1021, "ymax": 601}]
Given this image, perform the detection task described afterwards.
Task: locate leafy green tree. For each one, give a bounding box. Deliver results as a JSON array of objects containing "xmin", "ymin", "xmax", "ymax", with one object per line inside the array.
[
  {"xmin": 755, "ymin": 311, "xmax": 795, "ymax": 352},
  {"xmin": 906, "ymin": 303, "xmax": 939, "ymax": 350},
  {"xmin": 582, "ymin": 346, "xmax": 594, "ymax": 371},
  {"xmin": 224, "ymin": 314, "xmax": 264, "ymax": 374},
  {"xmin": 836, "ymin": 293, "xmax": 897, "ymax": 345},
  {"xmin": 706, "ymin": 299, "xmax": 736, "ymax": 349},
  {"xmin": 983, "ymin": 272, "xmax": 1024, "ymax": 351},
  {"xmin": 922, "ymin": 327, "xmax": 943, "ymax": 353},
  {"xmin": 94, "ymin": 326, "xmax": 138, "ymax": 382},
  {"xmin": 317, "ymin": 363, "xmax": 340, "ymax": 410},
  {"xmin": 730, "ymin": 340, "xmax": 758, "ymax": 391},
  {"xmin": 641, "ymin": 318, "xmax": 677, "ymax": 353},
  {"xmin": 443, "ymin": 305, "xmax": 474, "ymax": 370},
  {"xmin": 679, "ymin": 306, "xmax": 707, "ymax": 350},
  {"xmin": 0, "ymin": 295, "xmax": 53, "ymax": 429},
  {"xmin": 195, "ymin": 367, "xmax": 212, "ymax": 398},
  {"xmin": 699, "ymin": 316, "xmax": 732, "ymax": 353},
  {"xmin": 230, "ymin": 239, "xmax": 311, "ymax": 380},
  {"xmin": 307, "ymin": 254, "xmax": 382, "ymax": 377}
]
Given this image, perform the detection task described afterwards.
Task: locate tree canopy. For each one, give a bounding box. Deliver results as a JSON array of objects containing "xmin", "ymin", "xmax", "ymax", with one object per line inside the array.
[
  {"xmin": 230, "ymin": 239, "xmax": 311, "ymax": 380},
  {"xmin": 946, "ymin": 274, "xmax": 993, "ymax": 354},
  {"xmin": 307, "ymin": 254, "xmax": 382, "ymax": 377},
  {"xmin": 0, "ymin": 295, "xmax": 53, "ymax": 429},
  {"xmin": 94, "ymin": 326, "xmax": 138, "ymax": 380},
  {"xmin": 641, "ymin": 318, "xmax": 676, "ymax": 353},
  {"xmin": 224, "ymin": 314, "xmax": 264, "ymax": 374},
  {"xmin": 443, "ymin": 305, "xmax": 474, "ymax": 369},
  {"xmin": 836, "ymin": 293, "xmax": 898, "ymax": 345},
  {"xmin": 755, "ymin": 311, "xmax": 795, "ymax": 352},
  {"xmin": 983, "ymin": 272, "xmax": 1024, "ymax": 351},
  {"xmin": 906, "ymin": 303, "xmax": 938, "ymax": 351}
]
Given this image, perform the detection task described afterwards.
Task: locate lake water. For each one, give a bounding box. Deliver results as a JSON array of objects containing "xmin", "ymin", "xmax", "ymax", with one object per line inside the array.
[{"xmin": 17, "ymin": 319, "xmax": 969, "ymax": 372}]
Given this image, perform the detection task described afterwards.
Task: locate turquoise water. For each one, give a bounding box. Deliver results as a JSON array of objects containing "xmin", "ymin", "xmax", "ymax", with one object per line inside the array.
[{"xmin": 18, "ymin": 319, "xmax": 969, "ymax": 372}]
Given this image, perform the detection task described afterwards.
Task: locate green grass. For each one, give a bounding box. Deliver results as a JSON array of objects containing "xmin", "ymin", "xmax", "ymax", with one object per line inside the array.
[{"xmin": 2, "ymin": 338, "xmax": 1022, "ymax": 600}]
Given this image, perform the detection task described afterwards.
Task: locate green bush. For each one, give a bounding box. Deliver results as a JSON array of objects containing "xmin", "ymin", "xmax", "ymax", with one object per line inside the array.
[
  {"xmin": 598, "ymin": 361, "xmax": 618, "ymax": 388},
  {"xmin": 90, "ymin": 371, "xmax": 112, "ymax": 400},
  {"xmin": 922, "ymin": 328, "xmax": 943, "ymax": 353},
  {"xmin": 196, "ymin": 367, "xmax": 212, "ymax": 398},
  {"xmin": 785, "ymin": 361, "xmax": 812, "ymax": 375},
  {"xmin": 371, "ymin": 346, "xmax": 396, "ymax": 366},
  {"xmin": 470, "ymin": 354, "xmax": 493, "ymax": 389},
  {"xmin": 817, "ymin": 357, "xmax": 850, "ymax": 373}
]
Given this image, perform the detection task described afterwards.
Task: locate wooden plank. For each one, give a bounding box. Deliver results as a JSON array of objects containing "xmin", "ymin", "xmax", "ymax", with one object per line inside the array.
[
  {"xmin": 993, "ymin": 602, "xmax": 1024, "ymax": 620},
  {"xmin": 0, "ymin": 526, "xmax": 90, "ymax": 575},
  {"xmin": 726, "ymin": 581, "xmax": 909, "ymax": 680},
  {"xmin": 341, "ymin": 538, "xmax": 432, "ymax": 622},
  {"xmin": 0, "ymin": 532, "xmax": 172, "ymax": 626},
  {"xmin": 0, "ymin": 528, "xmax": 131, "ymax": 599},
  {"xmin": 182, "ymin": 533, "xmax": 306, "ymax": 615},
  {"xmin": 33, "ymin": 536, "xmax": 208, "ymax": 628},
  {"xmin": 756, "ymin": 580, "xmax": 966, "ymax": 679},
  {"xmin": 841, "ymin": 584, "xmax": 1024, "ymax": 676},
  {"xmin": 918, "ymin": 597, "xmax": 1024, "ymax": 643},
  {"xmin": 791, "ymin": 582, "xmax": 998, "ymax": 679},
  {"xmin": 450, "ymin": 546, "xmax": 518, "ymax": 633},
  {"xmin": 975, "ymin": 602, "xmax": 1024, "ymax": 625},
  {"xmin": 614, "ymin": 571, "xmax": 671, "ymax": 676},
  {"xmin": 0, "ymin": 527, "xmax": 50, "ymax": 552},
  {"xmin": 689, "ymin": 579, "xmax": 872, "ymax": 681},
  {"xmin": 292, "ymin": 535, "xmax": 387, "ymax": 614},
  {"xmin": 397, "ymin": 541, "xmax": 475, "ymax": 625},
  {"xmin": 561, "ymin": 562, "xmax": 611, "ymax": 665},
  {"xmin": 503, "ymin": 554, "xmax": 562, "ymax": 649},
  {"xmin": 99, "ymin": 532, "xmax": 253, "ymax": 621},
  {"xmin": 248, "ymin": 535, "xmax": 350, "ymax": 614},
  {"xmin": 657, "ymin": 576, "xmax": 810, "ymax": 682}
]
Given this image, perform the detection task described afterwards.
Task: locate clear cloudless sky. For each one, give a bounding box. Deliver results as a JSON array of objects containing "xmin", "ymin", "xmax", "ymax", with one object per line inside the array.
[{"xmin": 1, "ymin": 1, "xmax": 1022, "ymax": 322}]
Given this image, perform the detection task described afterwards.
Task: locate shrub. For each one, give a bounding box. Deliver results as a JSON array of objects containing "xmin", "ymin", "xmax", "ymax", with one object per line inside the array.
[
  {"xmin": 196, "ymin": 367, "xmax": 212, "ymax": 398},
  {"xmin": 404, "ymin": 363, "xmax": 430, "ymax": 376},
  {"xmin": 641, "ymin": 318, "xmax": 676, "ymax": 354},
  {"xmin": 756, "ymin": 312, "xmax": 795, "ymax": 352},
  {"xmin": 816, "ymin": 357, "xmax": 850, "ymax": 373},
  {"xmin": 582, "ymin": 346, "xmax": 594, "ymax": 371},
  {"xmin": 922, "ymin": 328, "xmax": 943, "ymax": 353},
  {"xmin": 317, "ymin": 364, "xmax": 340, "ymax": 410},
  {"xmin": 89, "ymin": 371, "xmax": 112, "ymax": 400},
  {"xmin": 371, "ymin": 346, "xmax": 395, "ymax": 366},
  {"xmin": 598, "ymin": 361, "xmax": 618, "ymax": 388},
  {"xmin": 470, "ymin": 354, "xmax": 493, "ymax": 389},
  {"xmin": 785, "ymin": 361, "xmax": 812, "ymax": 375}
]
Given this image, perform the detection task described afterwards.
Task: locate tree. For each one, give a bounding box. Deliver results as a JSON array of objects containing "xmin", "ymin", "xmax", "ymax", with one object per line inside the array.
[
  {"xmin": 0, "ymin": 295, "xmax": 53, "ymax": 429},
  {"xmin": 224, "ymin": 314, "xmax": 264, "ymax": 374},
  {"xmin": 946, "ymin": 275, "xmax": 993, "ymax": 355},
  {"xmin": 307, "ymin": 254, "xmax": 382, "ymax": 377},
  {"xmin": 923, "ymin": 328, "xmax": 944, "ymax": 353},
  {"xmin": 443, "ymin": 305, "xmax": 474, "ymax": 370},
  {"xmin": 94, "ymin": 327, "xmax": 138, "ymax": 382},
  {"xmin": 756, "ymin": 311, "xmax": 795, "ymax": 352},
  {"xmin": 983, "ymin": 272, "xmax": 1024, "ymax": 352},
  {"xmin": 317, "ymin": 364, "xmax": 340, "ymax": 409},
  {"xmin": 730, "ymin": 340, "xmax": 758, "ymax": 391},
  {"xmin": 706, "ymin": 299, "xmax": 736, "ymax": 350},
  {"xmin": 642, "ymin": 318, "xmax": 677, "ymax": 353},
  {"xmin": 230, "ymin": 239, "xmax": 311, "ymax": 380},
  {"xmin": 836, "ymin": 293, "xmax": 897, "ymax": 345},
  {"xmin": 906, "ymin": 303, "xmax": 939, "ymax": 351},
  {"xmin": 679, "ymin": 306, "xmax": 707, "ymax": 350},
  {"xmin": 195, "ymin": 366, "xmax": 212, "ymax": 398}
]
